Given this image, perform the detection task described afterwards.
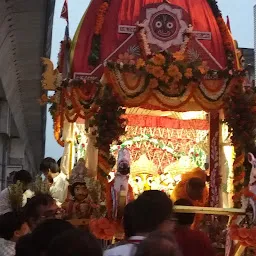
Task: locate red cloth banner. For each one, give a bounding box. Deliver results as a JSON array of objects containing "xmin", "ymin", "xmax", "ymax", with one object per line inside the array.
[
  {"xmin": 61, "ymin": 0, "xmax": 69, "ymax": 22},
  {"xmin": 126, "ymin": 115, "xmax": 209, "ymax": 130}
]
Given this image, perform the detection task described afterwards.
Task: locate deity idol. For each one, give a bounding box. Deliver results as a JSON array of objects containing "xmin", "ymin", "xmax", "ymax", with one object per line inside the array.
[
  {"xmin": 171, "ymin": 167, "xmax": 209, "ymax": 229},
  {"xmin": 106, "ymin": 148, "xmax": 134, "ymax": 220},
  {"xmin": 62, "ymin": 159, "xmax": 93, "ymax": 219},
  {"xmin": 130, "ymin": 154, "xmax": 160, "ymax": 197}
]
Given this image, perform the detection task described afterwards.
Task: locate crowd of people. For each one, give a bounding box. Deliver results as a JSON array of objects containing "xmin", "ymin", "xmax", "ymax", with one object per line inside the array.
[{"xmin": 0, "ymin": 157, "xmax": 216, "ymax": 256}]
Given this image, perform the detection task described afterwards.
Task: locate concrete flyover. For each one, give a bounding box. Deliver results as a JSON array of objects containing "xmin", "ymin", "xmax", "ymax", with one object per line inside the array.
[{"xmin": 0, "ymin": 0, "xmax": 55, "ymax": 188}]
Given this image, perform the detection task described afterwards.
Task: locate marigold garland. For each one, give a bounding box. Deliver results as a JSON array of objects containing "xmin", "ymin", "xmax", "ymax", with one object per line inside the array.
[
  {"xmin": 89, "ymin": 218, "xmax": 116, "ymax": 240},
  {"xmin": 224, "ymin": 80, "xmax": 256, "ymax": 207},
  {"xmin": 88, "ymin": 0, "xmax": 110, "ymax": 66},
  {"xmin": 207, "ymin": 0, "xmax": 236, "ymax": 70},
  {"xmin": 94, "ymin": 2, "xmax": 109, "ymax": 35},
  {"xmin": 90, "ymin": 86, "xmax": 127, "ymax": 179},
  {"xmin": 108, "ymin": 51, "xmax": 209, "ymax": 94},
  {"xmin": 54, "ymin": 114, "xmax": 65, "ymax": 147}
]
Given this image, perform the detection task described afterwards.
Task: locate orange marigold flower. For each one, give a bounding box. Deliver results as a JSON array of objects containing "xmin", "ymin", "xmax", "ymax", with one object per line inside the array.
[
  {"xmin": 117, "ymin": 52, "xmax": 135, "ymax": 65},
  {"xmin": 136, "ymin": 58, "xmax": 146, "ymax": 69},
  {"xmin": 167, "ymin": 65, "xmax": 180, "ymax": 77},
  {"xmin": 151, "ymin": 53, "xmax": 166, "ymax": 66},
  {"xmin": 94, "ymin": 2, "xmax": 109, "ymax": 35},
  {"xmin": 198, "ymin": 61, "xmax": 209, "ymax": 75},
  {"xmin": 152, "ymin": 66, "xmax": 164, "ymax": 79},
  {"xmin": 160, "ymin": 75, "xmax": 170, "ymax": 84},
  {"xmin": 173, "ymin": 72, "xmax": 182, "ymax": 82},
  {"xmin": 173, "ymin": 51, "xmax": 185, "ymax": 61},
  {"xmin": 184, "ymin": 68, "xmax": 193, "ymax": 79},
  {"xmin": 149, "ymin": 78, "xmax": 159, "ymax": 89},
  {"xmin": 145, "ymin": 64, "xmax": 154, "ymax": 74}
]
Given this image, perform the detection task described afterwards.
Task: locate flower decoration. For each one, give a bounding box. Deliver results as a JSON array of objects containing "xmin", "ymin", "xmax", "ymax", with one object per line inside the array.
[
  {"xmin": 88, "ymin": 0, "xmax": 110, "ymax": 66},
  {"xmin": 90, "ymin": 86, "xmax": 126, "ymax": 178},
  {"xmin": 173, "ymin": 51, "xmax": 185, "ymax": 61},
  {"xmin": 108, "ymin": 50, "xmax": 209, "ymax": 92},
  {"xmin": 207, "ymin": 0, "xmax": 236, "ymax": 70},
  {"xmin": 136, "ymin": 58, "xmax": 146, "ymax": 69},
  {"xmin": 229, "ymin": 224, "xmax": 256, "ymax": 247},
  {"xmin": 198, "ymin": 61, "xmax": 210, "ymax": 75},
  {"xmin": 151, "ymin": 53, "xmax": 166, "ymax": 66},
  {"xmin": 184, "ymin": 68, "xmax": 193, "ymax": 79},
  {"xmin": 224, "ymin": 82, "xmax": 256, "ymax": 207},
  {"xmin": 117, "ymin": 53, "xmax": 135, "ymax": 65},
  {"xmin": 149, "ymin": 78, "xmax": 159, "ymax": 89},
  {"xmin": 137, "ymin": 26, "xmax": 152, "ymax": 57},
  {"xmin": 94, "ymin": 2, "xmax": 109, "ymax": 35},
  {"xmin": 89, "ymin": 218, "xmax": 116, "ymax": 240}
]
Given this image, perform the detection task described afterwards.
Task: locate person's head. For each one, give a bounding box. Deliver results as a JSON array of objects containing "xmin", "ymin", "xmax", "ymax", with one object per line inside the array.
[
  {"xmin": 30, "ymin": 219, "xmax": 74, "ymax": 255},
  {"xmin": 131, "ymin": 190, "xmax": 173, "ymax": 235},
  {"xmin": 134, "ymin": 231, "xmax": 181, "ymax": 256},
  {"xmin": 174, "ymin": 199, "xmax": 195, "ymax": 227},
  {"xmin": 57, "ymin": 158, "xmax": 62, "ymax": 168},
  {"xmin": 0, "ymin": 211, "xmax": 30, "ymax": 242},
  {"xmin": 118, "ymin": 161, "xmax": 130, "ymax": 175},
  {"xmin": 186, "ymin": 177, "xmax": 206, "ymax": 201},
  {"xmin": 70, "ymin": 182, "xmax": 88, "ymax": 202},
  {"xmin": 15, "ymin": 234, "xmax": 37, "ymax": 256},
  {"xmin": 24, "ymin": 193, "xmax": 58, "ymax": 230},
  {"xmin": 40, "ymin": 157, "xmax": 58, "ymax": 176},
  {"xmin": 13, "ymin": 170, "xmax": 32, "ymax": 191},
  {"xmin": 117, "ymin": 148, "xmax": 131, "ymax": 175},
  {"xmin": 47, "ymin": 229, "xmax": 102, "ymax": 256}
]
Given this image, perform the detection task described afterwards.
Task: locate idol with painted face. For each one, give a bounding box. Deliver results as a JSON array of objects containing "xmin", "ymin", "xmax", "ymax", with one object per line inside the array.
[
  {"xmin": 72, "ymin": 183, "xmax": 88, "ymax": 202},
  {"xmin": 130, "ymin": 154, "xmax": 160, "ymax": 197},
  {"xmin": 62, "ymin": 159, "xmax": 93, "ymax": 220}
]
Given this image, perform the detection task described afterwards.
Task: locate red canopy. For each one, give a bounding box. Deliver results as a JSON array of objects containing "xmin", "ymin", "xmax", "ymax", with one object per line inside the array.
[{"xmin": 71, "ymin": 0, "xmax": 226, "ymax": 75}]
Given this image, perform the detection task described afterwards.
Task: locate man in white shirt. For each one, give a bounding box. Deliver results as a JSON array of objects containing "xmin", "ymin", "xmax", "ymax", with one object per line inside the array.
[
  {"xmin": 104, "ymin": 190, "xmax": 174, "ymax": 256},
  {"xmin": 40, "ymin": 157, "xmax": 68, "ymax": 206},
  {"xmin": 0, "ymin": 170, "xmax": 32, "ymax": 215}
]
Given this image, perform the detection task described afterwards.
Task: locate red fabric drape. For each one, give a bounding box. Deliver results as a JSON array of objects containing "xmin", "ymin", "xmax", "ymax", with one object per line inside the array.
[
  {"xmin": 118, "ymin": 0, "xmax": 226, "ymax": 67},
  {"xmin": 72, "ymin": 0, "xmax": 227, "ymax": 74},
  {"xmin": 126, "ymin": 114, "xmax": 209, "ymax": 130}
]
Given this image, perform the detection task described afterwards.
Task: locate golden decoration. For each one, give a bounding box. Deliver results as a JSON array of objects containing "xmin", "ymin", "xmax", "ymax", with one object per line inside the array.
[{"xmin": 41, "ymin": 57, "xmax": 62, "ymax": 91}]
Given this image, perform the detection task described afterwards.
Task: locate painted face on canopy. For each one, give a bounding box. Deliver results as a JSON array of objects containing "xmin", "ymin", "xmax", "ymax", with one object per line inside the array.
[
  {"xmin": 74, "ymin": 184, "xmax": 88, "ymax": 202},
  {"xmin": 151, "ymin": 13, "xmax": 178, "ymax": 41}
]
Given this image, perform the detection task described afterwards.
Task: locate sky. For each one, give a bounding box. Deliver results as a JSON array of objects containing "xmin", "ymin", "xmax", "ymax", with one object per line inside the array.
[{"xmin": 45, "ymin": 0, "xmax": 256, "ymax": 159}]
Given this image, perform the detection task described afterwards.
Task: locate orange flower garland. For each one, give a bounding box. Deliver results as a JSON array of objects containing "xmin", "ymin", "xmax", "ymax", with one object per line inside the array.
[
  {"xmin": 230, "ymin": 224, "xmax": 256, "ymax": 247},
  {"xmin": 89, "ymin": 0, "xmax": 110, "ymax": 66},
  {"xmin": 54, "ymin": 113, "xmax": 65, "ymax": 147},
  {"xmin": 108, "ymin": 51, "xmax": 210, "ymax": 92},
  {"xmin": 94, "ymin": 1, "xmax": 109, "ymax": 35},
  {"xmin": 89, "ymin": 218, "xmax": 116, "ymax": 240}
]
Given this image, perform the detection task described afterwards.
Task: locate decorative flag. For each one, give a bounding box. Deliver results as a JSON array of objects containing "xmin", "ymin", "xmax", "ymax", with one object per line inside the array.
[
  {"xmin": 226, "ymin": 16, "xmax": 231, "ymax": 32},
  {"xmin": 61, "ymin": 0, "xmax": 69, "ymax": 23}
]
